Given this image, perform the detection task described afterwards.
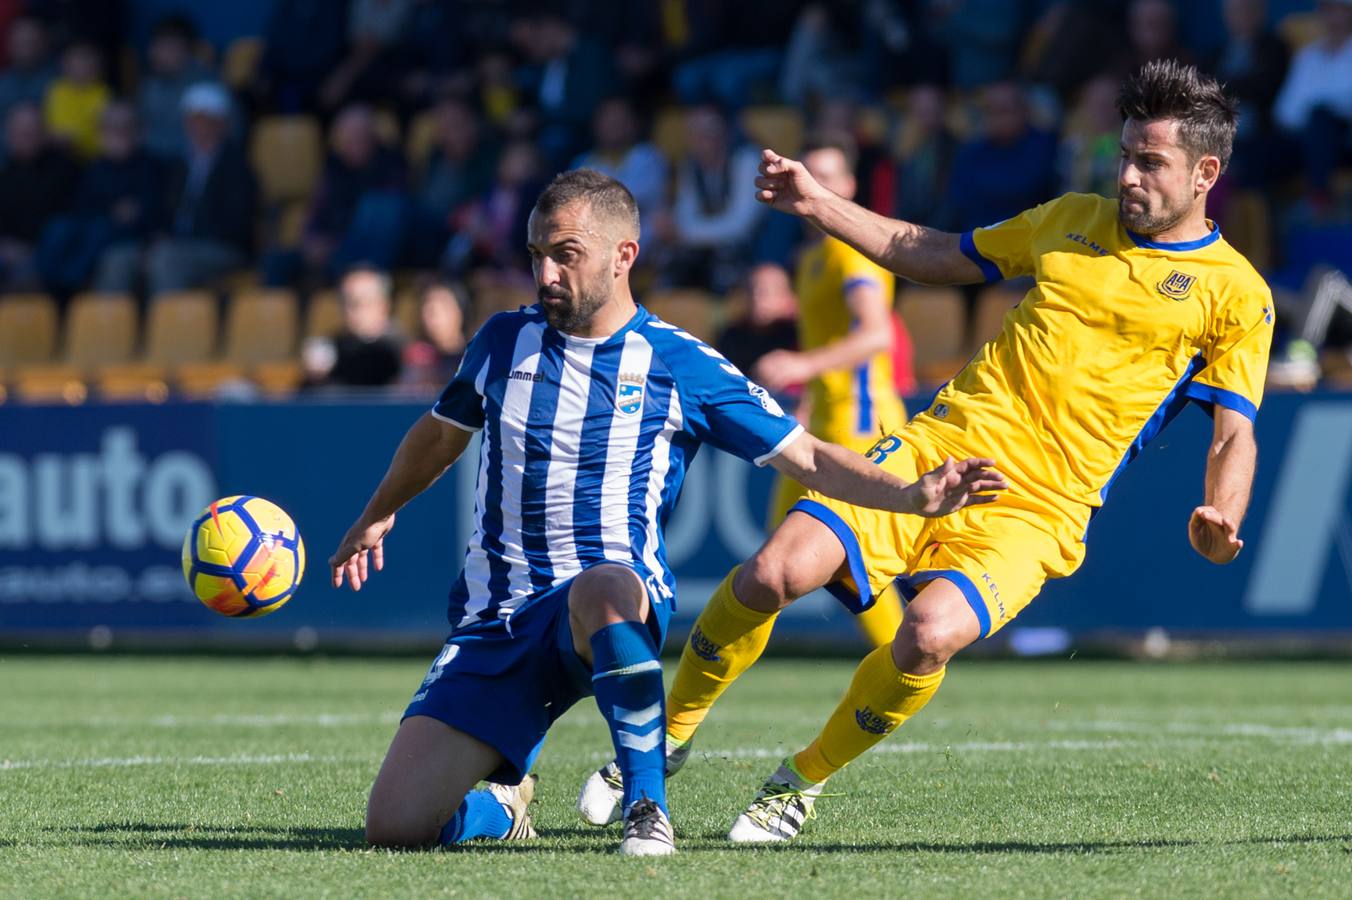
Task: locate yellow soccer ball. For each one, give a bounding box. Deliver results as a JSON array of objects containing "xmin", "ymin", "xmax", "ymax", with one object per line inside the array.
[{"xmin": 181, "ymin": 495, "xmax": 305, "ymax": 617}]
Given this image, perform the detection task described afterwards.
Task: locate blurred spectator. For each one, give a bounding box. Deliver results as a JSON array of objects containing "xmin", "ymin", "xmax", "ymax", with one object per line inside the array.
[
  {"xmin": 929, "ymin": 0, "xmax": 1027, "ymax": 89},
  {"xmin": 260, "ymin": 0, "xmax": 349, "ymax": 113},
  {"xmin": 1204, "ymin": 0, "xmax": 1288, "ymax": 188},
  {"xmin": 571, "ymin": 96, "xmax": 668, "ymax": 248},
  {"xmin": 1273, "ymin": 0, "xmax": 1352, "ymax": 216},
  {"xmin": 145, "ymin": 84, "xmax": 257, "ymax": 296},
  {"xmin": 671, "ymin": 2, "xmax": 803, "ymax": 109},
  {"xmin": 318, "ymin": 0, "xmax": 415, "ymax": 111},
  {"xmin": 889, "ymin": 84, "xmax": 957, "ymax": 225},
  {"xmin": 138, "ymin": 15, "xmax": 214, "ymax": 160},
  {"xmin": 780, "ymin": 5, "xmax": 864, "ymax": 105},
  {"xmin": 663, "ymin": 105, "xmax": 765, "ymax": 293},
  {"xmin": 35, "ymin": 101, "xmax": 167, "ymax": 295},
  {"xmin": 302, "ymin": 265, "xmax": 404, "ymax": 388},
  {"xmin": 27, "ymin": 0, "xmax": 125, "ymax": 85},
  {"xmin": 716, "ymin": 262, "xmax": 799, "ymax": 378},
  {"xmin": 944, "ymin": 82, "xmax": 1058, "ymax": 230},
  {"xmin": 399, "ymin": 277, "xmax": 468, "ymax": 391},
  {"xmin": 0, "ymin": 16, "xmax": 55, "ymax": 129},
  {"xmin": 409, "ymin": 97, "xmax": 498, "ymax": 265},
  {"xmin": 444, "ymin": 140, "xmax": 545, "ymax": 276},
  {"xmin": 42, "ymin": 40, "xmax": 110, "ymax": 160},
  {"xmin": 267, "ymin": 105, "xmax": 407, "ymax": 286},
  {"xmin": 511, "ymin": 11, "xmax": 616, "ymax": 167},
  {"xmin": 1059, "ymin": 72, "xmax": 1121, "ymax": 198},
  {"xmin": 0, "ymin": 102, "xmax": 77, "ymax": 288},
  {"xmin": 1121, "ymin": 0, "xmax": 1193, "ymax": 72},
  {"xmin": 395, "ymin": 0, "xmax": 479, "ymax": 112},
  {"xmin": 1021, "ymin": 3, "xmax": 1125, "ymax": 104}
]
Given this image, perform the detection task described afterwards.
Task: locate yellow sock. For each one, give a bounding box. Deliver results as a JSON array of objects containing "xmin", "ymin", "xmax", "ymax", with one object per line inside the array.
[
  {"xmin": 854, "ymin": 585, "xmax": 904, "ymax": 648},
  {"xmin": 666, "ymin": 566, "xmax": 778, "ymax": 744},
  {"xmin": 793, "ymin": 646, "xmax": 945, "ymax": 783}
]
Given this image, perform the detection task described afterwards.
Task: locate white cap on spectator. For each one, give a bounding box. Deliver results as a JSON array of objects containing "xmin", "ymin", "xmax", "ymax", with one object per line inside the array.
[{"xmin": 181, "ymin": 82, "xmax": 231, "ymax": 118}]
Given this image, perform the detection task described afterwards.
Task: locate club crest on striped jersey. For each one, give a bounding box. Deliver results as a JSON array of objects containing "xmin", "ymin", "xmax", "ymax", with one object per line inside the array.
[
  {"xmin": 1156, "ymin": 269, "xmax": 1197, "ymax": 300},
  {"xmin": 616, "ymin": 372, "xmax": 646, "ymax": 416}
]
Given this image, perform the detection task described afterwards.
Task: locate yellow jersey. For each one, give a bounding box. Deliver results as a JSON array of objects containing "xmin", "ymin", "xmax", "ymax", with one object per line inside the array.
[
  {"xmin": 795, "ymin": 236, "xmax": 906, "ymax": 445},
  {"xmin": 907, "ymin": 192, "xmax": 1272, "ymax": 530}
]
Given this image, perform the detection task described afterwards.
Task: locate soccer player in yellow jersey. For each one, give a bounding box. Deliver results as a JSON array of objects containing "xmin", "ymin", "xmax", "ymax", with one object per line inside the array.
[
  {"xmin": 576, "ymin": 60, "xmax": 1273, "ymax": 840},
  {"xmin": 756, "ymin": 134, "xmax": 908, "ymax": 647}
]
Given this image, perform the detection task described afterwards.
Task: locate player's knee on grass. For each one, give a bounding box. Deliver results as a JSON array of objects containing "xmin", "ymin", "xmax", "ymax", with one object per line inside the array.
[
  {"xmin": 567, "ymin": 564, "xmax": 649, "ymax": 658},
  {"xmin": 891, "ymin": 584, "xmax": 982, "ymax": 673}
]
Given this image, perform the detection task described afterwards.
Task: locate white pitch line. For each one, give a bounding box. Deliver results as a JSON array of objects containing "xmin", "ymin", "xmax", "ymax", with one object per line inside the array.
[{"xmin": 1040, "ymin": 719, "xmax": 1352, "ymax": 744}]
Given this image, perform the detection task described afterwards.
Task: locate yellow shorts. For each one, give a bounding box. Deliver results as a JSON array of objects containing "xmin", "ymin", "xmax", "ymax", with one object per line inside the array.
[
  {"xmin": 767, "ymin": 428, "xmax": 897, "ymax": 529},
  {"xmin": 793, "ymin": 432, "xmax": 1088, "ymax": 638}
]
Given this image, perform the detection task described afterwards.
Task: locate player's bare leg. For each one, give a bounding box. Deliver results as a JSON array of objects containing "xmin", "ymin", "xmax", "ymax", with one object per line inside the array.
[
  {"xmin": 730, "ymin": 578, "xmax": 980, "ymax": 842},
  {"xmin": 579, "ymin": 512, "xmax": 847, "ymax": 828},
  {"xmin": 366, "ymin": 716, "xmax": 535, "ymax": 848},
  {"xmin": 568, "ymin": 564, "xmax": 675, "ymax": 856}
]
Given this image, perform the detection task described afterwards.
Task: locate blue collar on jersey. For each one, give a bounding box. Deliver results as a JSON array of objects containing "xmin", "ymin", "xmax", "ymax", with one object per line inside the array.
[{"xmin": 1126, "ymin": 221, "xmax": 1221, "ymax": 251}]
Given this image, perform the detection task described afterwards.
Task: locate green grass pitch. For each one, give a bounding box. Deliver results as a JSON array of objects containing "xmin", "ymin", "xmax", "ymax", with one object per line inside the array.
[{"xmin": 2, "ymin": 655, "xmax": 1349, "ymax": 898}]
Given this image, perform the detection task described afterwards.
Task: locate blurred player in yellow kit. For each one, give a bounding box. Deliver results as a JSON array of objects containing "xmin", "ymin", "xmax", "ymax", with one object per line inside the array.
[
  {"xmin": 577, "ymin": 61, "xmax": 1273, "ymax": 841},
  {"xmin": 754, "ymin": 133, "xmax": 908, "ymax": 647}
]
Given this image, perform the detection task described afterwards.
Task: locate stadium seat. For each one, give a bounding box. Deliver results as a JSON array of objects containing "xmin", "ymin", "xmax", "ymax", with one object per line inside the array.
[
  {"xmin": 393, "ymin": 289, "xmax": 421, "ymax": 340},
  {"xmin": 222, "ymin": 36, "xmax": 262, "ymax": 90},
  {"xmin": 175, "ymin": 361, "xmax": 249, "ymax": 398},
  {"xmin": 60, "ymin": 293, "xmax": 139, "ymax": 370},
  {"xmin": 220, "ymin": 289, "xmax": 299, "ymax": 366},
  {"xmin": 652, "ymin": 106, "xmax": 688, "ymax": 162},
  {"xmin": 0, "ymin": 293, "xmax": 59, "ymax": 369},
  {"xmin": 970, "ymin": 285, "xmax": 1022, "ymax": 353},
  {"xmin": 304, "ymin": 290, "xmax": 343, "ymax": 339},
  {"xmin": 644, "ymin": 289, "xmax": 721, "ymax": 344},
  {"xmin": 11, "ymin": 366, "xmax": 87, "ymax": 404},
  {"xmin": 144, "ymin": 291, "xmax": 219, "ymax": 367},
  {"xmin": 739, "ymin": 106, "xmax": 804, "ymax": 156},
  {"xmin": 97, "ymin": 366, "xmax": 171, "ymax": 403},
  {"xmin": 250, "ymin": 116, "xmax": 324, "ymax": 205},
  {"xmin": 897, "ymin": 285, "xmax": 967, "ymax": 384}
]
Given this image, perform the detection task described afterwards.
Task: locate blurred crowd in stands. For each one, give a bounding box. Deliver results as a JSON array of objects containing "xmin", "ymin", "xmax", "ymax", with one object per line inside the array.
[{"xmin": 0, "ymin": 0, "xmax": 1350, "ymax": 403}]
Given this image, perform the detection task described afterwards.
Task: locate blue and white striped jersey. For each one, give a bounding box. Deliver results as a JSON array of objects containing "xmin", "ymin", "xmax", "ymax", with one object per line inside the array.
[{"xmin": 432, "ymin": 303, "xmax": 803, "ymax": 633}]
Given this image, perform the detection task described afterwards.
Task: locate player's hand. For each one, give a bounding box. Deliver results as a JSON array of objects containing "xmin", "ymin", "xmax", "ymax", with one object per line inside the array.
[
  {"xmin": 1188, "ymin": 505, "xmax": 1243, "ymax": 564},
  {"xmin": 328, "ymin": 513, "xmax": 395, "ymax": 591},
  {"xmin": 753, "ymin": 349, "xmax": 811, "ymax": 391},
  {"xmin": 908, "ymin": 457, "xmax": 1007, "ymax": 517},
  {"xmin": 755, "ymin": 149, "xmax": 831, "ymax": 217}
]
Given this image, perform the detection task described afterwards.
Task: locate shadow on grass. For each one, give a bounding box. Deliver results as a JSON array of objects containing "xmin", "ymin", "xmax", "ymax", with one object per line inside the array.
[
  {"xmin": 48, "ymin": 822, "xmax": 367, "ymax": 852},
  {"xmin": 43, "ymin": 822, "xmax": 1352, "ymax": 856}
]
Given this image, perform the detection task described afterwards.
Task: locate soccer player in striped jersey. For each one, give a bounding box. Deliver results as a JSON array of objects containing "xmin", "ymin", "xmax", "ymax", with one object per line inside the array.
[{"xmin": 329, "ymin": 169, "xmax": 1007, "ymax": 856}]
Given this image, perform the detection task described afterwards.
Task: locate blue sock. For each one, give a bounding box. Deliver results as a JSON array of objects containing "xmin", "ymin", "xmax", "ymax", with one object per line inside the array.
[
  {"xmin": 590, "ymin": 621, "xmax": 667, "ymax": 815},
  {"xmin": 439, "ymin": 789, "xmax": 511, "ymax": 845}
]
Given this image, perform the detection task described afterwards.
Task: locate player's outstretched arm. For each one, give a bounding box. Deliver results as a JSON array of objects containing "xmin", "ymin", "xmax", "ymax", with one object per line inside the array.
[
  {"xmin": 329, "ymin": 412, "xmax": 473, "ymax": 590},
  {"xmin": 755, "ymin": 148, "xmax": 984, "ymax": 286},
  {"xmin": 770, "ymin": 432, "xmax": 1007, "ymax": 516},
  {"xmin": 1189, "ymin": 406, "xmax": 1256, "ymax": 565}
]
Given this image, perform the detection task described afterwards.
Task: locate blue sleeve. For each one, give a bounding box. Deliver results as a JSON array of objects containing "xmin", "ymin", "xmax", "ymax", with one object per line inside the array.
[
  {"xmin": 669, "ymin": 336, "xmax": 803, "ymax": 466},
  {"xmin": 431, "ymin": 319, "xmax": 497, "ymax": 431}
]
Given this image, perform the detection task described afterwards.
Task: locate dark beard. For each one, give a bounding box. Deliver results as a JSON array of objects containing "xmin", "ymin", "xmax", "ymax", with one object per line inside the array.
[
  {"xmin": 539, "ymin": 285, "xmax": 609, "ymax": 332},
  {"xmin": 1117, "ymin": 193, "xmax": 1188, "ymax": 236}
]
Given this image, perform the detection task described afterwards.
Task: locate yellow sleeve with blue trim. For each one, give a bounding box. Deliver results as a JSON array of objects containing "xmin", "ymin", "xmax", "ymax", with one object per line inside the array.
[
  {"xmin": 960, "ymin": 197, "xmax": 1064, "ymax": 282},
  {"xmin": 1184, "ymin": 284, "xmax": 1274, "ymax": 422}
]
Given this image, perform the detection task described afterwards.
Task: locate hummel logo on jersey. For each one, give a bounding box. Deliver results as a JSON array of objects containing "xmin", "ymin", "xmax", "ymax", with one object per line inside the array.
[
  {"xmin": 1156, "ymin": 269, "xmax": 1197, "ymax": 300},
  {"xmin": 854, "ymin": 706, "xmax": 894, "ymax": 735},
  {"xmin": 688, "ymin": 626, "xmax": 722, "ymax": 662},
  {"xmin": 509, "ymin": 369, "xmax": 545, "ymax": 383},
  {"xmin": 616, "ymin": 373, "xmax": 646, "ymax": 416}
]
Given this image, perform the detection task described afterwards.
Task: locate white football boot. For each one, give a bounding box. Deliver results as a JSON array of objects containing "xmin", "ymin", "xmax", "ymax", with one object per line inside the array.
[
  {"xmin": 487, "ymin": 773, "xmax": 539, "ymax": 840},
  {"xmin": 577, "ymin": 738, "xmax": 692, "ymax": 826},
  {"xmin": 727, "ymin": 761, "xmax": 824, "ymax": 843},
  {"xmin": 618, "ymin": 797, "xmax": 676, "ymax": 856}
]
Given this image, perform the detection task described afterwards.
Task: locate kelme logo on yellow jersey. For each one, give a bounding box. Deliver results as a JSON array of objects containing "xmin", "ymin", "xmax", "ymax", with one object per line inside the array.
[{"xmin": 1156, "ymin": 269, "xmax": 1197, "ymax": 300}]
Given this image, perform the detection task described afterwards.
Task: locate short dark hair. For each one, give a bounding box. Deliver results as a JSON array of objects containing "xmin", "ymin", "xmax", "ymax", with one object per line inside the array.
[
  {"xmin": 1115, "ymin": 59, "xmax": 1238, "ymax": 172},
  {"xmin": 533, "ymin": 168, "xmax": 640, "ymax": 240},
  {"xmin": 801, "ymin": 130, "xmax": 858, "ymax": 172}
]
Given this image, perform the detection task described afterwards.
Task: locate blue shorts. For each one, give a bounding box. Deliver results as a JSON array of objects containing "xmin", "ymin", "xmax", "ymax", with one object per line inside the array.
[{"xmin": 403, "ymin": 565, "xmax": 671, "ymax": 785}]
